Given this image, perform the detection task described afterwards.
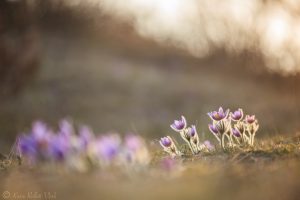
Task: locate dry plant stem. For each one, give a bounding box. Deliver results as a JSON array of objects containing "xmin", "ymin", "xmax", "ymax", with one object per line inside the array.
[
  {"xmin": 251, "ymin": 133, "xmax": 256, "ymax": 146},
  {"xmin": 233, "ymin": 135, "xmax": 241, "ymax": 145},
  {"xmin": 221, "ymin": 134, "xmax": 226, "ymax": 150},
  {"xmin": 243, "ymin": 132, "xmax": 251, "ymax": 145},
  {"xmin": 225, "ymin": 133, "xmax": 233, "ymax": 147},
  {"xmin": 213, "ymin": 133, "xmax": 221, "ymax": 144},
  {"xmin": 180, "ymin": 130, "xmax": 196, "ymax": 154},
  {"xmin": 190, "ymin": 141, "xmax": 199, "ymax": 154}
]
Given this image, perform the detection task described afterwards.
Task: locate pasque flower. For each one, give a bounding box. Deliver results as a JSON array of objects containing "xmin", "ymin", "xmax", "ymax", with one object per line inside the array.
[
  {"xmin": 207, "ymin": 107, "xmax": 259, "ymax": 150},
  {"xmin": 208, "ymin": 123, "xmax": 221, "ymax": 143},
  {"xmin": 48, "ymin": 135, "xmax": 70, "ymax": 161},
  {"xmin": 203, "ymin": 140, "xmax": 215, "ymax": 151},
  {"xmin": 159, "ymin": 136, "xmax": 180, "ymax": 157},
  {"xmin": 160, "ymin": 137, "xmax": 172, "ymax": 147},
  {"xmin": 122, "ymin": 134, "xmax": 150, "ymax": 167},
  {"xmin": 17, "ymin": 120, "xmax": 153, "ymax": 172},
  {"xmin": 186, "ymin": 125, "xmax": 196, "ymax": 137},
  {"xmin": 234, "ymin": 121, "xmax": 250, "ymax": 145},
  {"xmin": 245, "ymin": 115, "xmax": 259, "ymax": 146},
  {"xmin": 230, "ymin": 108, "xmax": 244, "ymax": 121},
  {"xmin": 215, "ymin": 119, "xmax": 231, "ymax": 149},
  {"xmin": 169, "ymin": 116, "xmax": 200, "ymax": 154},
  {"xmin": 18, "ymin": 121, "xmax": 54, "ymax": 162},
  {"xmin": 170, "ymin": 116, "xmax": 187, "ymax": 132},
  {"xmin": 79, "ymin": 126, "xmax": 94, "ymax": 150},
  {"xmin": 232, "ymin": 128, "xmax": 241, "ymax": 137},
  {"xmin": 97, "ymin": 134, "xmax": 121, "ymax": 162},
  {"xmin": 245, "ymin": 115, "xmax": 256, "ymax": 124},
  {"xmin": 59, "ymin": 119, "xmax": 74, "ymax": 138},
  {"xmin": 18, "ymin": 134, "xmax": 38, "ymax": 162},
  {"xmin": 187, "ymin": 125, "xmax": 201, "ymax": 153},
  {"xmin": 207, "ymin": 109, "xmax": 260, "ymax": 149},
  {"xmin": 208, "ymin": 107, "xmax": 229, "ymax": 121}
]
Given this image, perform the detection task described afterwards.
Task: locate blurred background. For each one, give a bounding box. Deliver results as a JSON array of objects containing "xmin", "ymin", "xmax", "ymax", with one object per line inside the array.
[{"xmin": 0, "ymin": 0, "xmax": 300, "ymax": 147}]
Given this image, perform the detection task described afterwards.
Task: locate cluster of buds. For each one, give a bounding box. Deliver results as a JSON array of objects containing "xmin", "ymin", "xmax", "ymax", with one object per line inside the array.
[
  {"xmin": 160, "ymin": 116, "xmax": 214, "ymax": 157},
  {"xmin": 17, "ymin": 120, "xmax": 150, "ymax": 171},
  {"xmin": 208, "ymin": 107, "xmax": 259, "ymax": 150}
]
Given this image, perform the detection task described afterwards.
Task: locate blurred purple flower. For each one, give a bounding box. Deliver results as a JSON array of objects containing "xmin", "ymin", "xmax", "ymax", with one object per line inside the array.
[
  {"xmin": 160, "ymin": 157, "xmax": 177, "ymax": 171},
  {"xmin": 208, "ymin": 107, "xmax": 229, "ymax": 121},
  {"xmin": 245, "ymin": 115, "xmax": 256, "ymax": 124},
  {"xmin": 232, "ymin": 128, "xmax": 241, "ymax": 137},
  {"xmin": 18, "ymin": 135, "xmax": 37, "ymax": 159},
  {"xmin": 170, "ymin": 116, "xmax": 187, "ymax": 132},
  {"xmin": 32, "ymin": 121, "xmax": 48, "ymax": 139},
  {"xmin": 31, "ymin": 121, "xmax": 53, "ymax": 150},
  {"xmin": 59, "ymin": 119, "xmax": 74, "ymax": 138},
  {"xmin": 160, "ymin": 137, "xmax": 172, "ymax": 147},
  {"xmin": 48, "ymin": 135, "xmax": 70, "ymax": 161},
  {"xmin": 125, "ymin": 134, "xmax": 143, "ymax": 152},
  {"xmin": 203, "ymin": 140, "xmax": 215, "ymax": 150},
  {"xmin": 79, "ymin": 126, "xmax": 94, "ymax": 149},
  {"xmin": 97, "ymin": 134, "xmax": 121, "ymax": 161},
  {"xmin": 230, "ymin": 108, "xmax": 243, "ymax": 121}
]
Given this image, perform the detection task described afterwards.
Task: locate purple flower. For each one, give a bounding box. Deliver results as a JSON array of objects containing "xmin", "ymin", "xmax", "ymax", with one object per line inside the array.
[
  {"xmin": 160, "ymin": 157, "xmax": 177, "ymax": 171},
  {"xmin": 170, "ymin": 116, "xmax": 187, "ymax": 132},
  {"xmin": 97, "ymin": 134, "xmax": 121, "ymax": 161},
  {"xmin": 245, "ymin": 115, "xmax": 256, "ymax": 124},
  {"xmin": 79, "ymin": 126, "xmax": 94, "ymax": 149},
  {"xmin": 160, "ymin": 137, "xmax": 172, "ymax": 147},
  {"xmin": 187, "ymin": 125, "xmax": 197, "ymax": 137},
  {"xmin": 208, "ymin": 123, "xmax": 219, "ymax": 135},
  {"xmin": 31, "ymin": 121, "xmax": 48, "ymax": 139},
  {"xmin": 203, "ymin": 140, "xmax": 215, "ymax": 150},
  {"xmin": 208, "ymin": 107, "xmax": 229, "ymax": 121},
  {"xmin": 31, "ymin": 121, "xmax": 54, "ymax": 150},
  {"xmin": 230, "ymin": 108, "xmax": 243, "ymax": 121},
  {"xmin": 48, "ymin": 135, "xmax": 70, "ymax": 161},
  {"xmin": 232, "ymin": 128, "xmax": 241, "ymax": 137},
  {"xmin": 18, "ymin": 135, "xmax": 37, "ymax": 159},
  {"xmin": 59, "ymin": 119, "xmax": 74, "ymax": 138},
  {"xmin": 125, "ymin": 134, "xmax": 143, "ymax": 151}
]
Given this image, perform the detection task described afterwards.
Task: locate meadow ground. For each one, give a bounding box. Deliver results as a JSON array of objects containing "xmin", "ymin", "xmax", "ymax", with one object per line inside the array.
[{"xmin": 0, "ymin": 134, "xmax": 299, "ymax": 200}]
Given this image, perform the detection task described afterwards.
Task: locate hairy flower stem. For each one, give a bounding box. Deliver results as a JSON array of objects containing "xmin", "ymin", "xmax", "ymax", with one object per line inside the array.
[
  {"xmin": 233, "ymin": 135, "xmax": 241, "ymax": 145},
  {"xmin": 250, "ymin": 133, "xmax": 256, "ymax": 146},
  {"xmin": 179, "ymin": 130, "xmax": 196, "ymax": 154},
  {"xmin": 225, "ymin": 133, "xmax": 233, "ymax": 147},
  {"xmin": 213, "ymin": 133, "xmax": 221, "ymax": 144},
  {"xmin": 221, "ymin": 134, "xmax": 226, "ymax": 150},
  {"xmin": 188, "ymin": 142, "xmax": 196, "ymax": 154}
]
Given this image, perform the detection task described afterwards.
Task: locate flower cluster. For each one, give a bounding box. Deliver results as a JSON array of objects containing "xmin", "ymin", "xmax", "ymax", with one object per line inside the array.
[
  {"xmin": 160, "ymin": 116, "xmax": 214, "ymax": 157},
  {"xmin": 208, "ymin": 107, "xmax": 259, "ymax": 149},
  {"xmin": 17, "ymin": 120, "xmax": 150, "ymax": 171},
  {"xmin": 159, "ymin": 108, "xmax": 259, "ymax": 155}
]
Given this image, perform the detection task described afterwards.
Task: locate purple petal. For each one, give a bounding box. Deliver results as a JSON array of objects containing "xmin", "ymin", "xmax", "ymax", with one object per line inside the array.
[
  {"xmin": 187, "ymin": 125, "xmax": 197, "ymax": 137},
  {"xmin": 204, "ymin": 140, "xmax": 215, "ymax": 150},
  {"xmin": 97, "ymin": 134, "xmax": 121, "ymax": 161},
  {"xmin": 232, "ymin": 128, "xmax": 241, "ymax": 137},
  {"xmin": 79, "ymin": 126, "xmax": 94, "ymax": 149},
  {"xmin": 160, "ymin": 136, "xmax": 172, "ymax": 147},
  {"xmin": 208, "ymin": 123, "xmax": 219, "ymax": 134},
  {"xmin": 125, "ymin": 134, "xmax": 143, "ymax": 151},
  {"xmin": 59, "ymin": 119, "xmax": 74, "ymax": 138}
]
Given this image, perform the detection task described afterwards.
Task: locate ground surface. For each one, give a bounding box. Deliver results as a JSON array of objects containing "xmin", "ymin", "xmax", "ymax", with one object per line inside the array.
[{"xmin": 0, "ymin": 135, "xmax": 299, "ymax": 200}]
